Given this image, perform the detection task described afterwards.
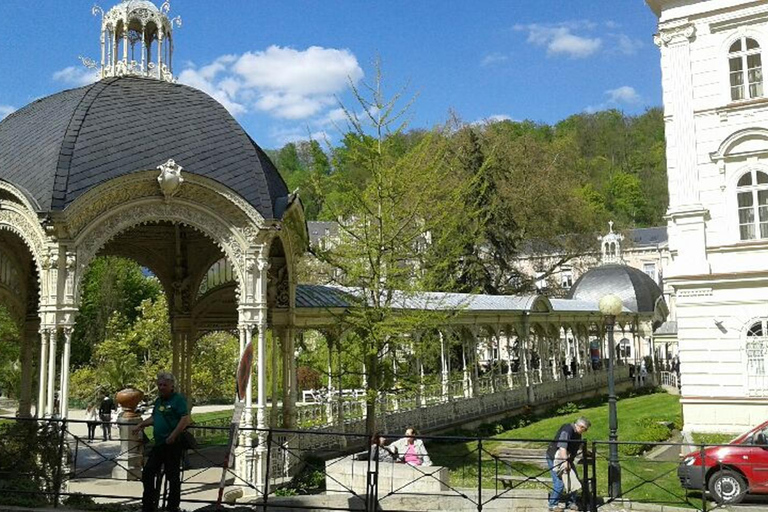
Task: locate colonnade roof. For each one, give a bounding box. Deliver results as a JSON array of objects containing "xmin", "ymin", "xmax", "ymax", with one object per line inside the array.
[{"xmin": 295, "ymin": 284, "xmax": 621, "ymax": 315}]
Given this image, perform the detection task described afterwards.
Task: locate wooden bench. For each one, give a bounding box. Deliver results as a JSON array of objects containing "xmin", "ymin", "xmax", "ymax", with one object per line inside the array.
[{"xmin": 494, "ymin": 447, "xmax": 550, "ymax": 489}]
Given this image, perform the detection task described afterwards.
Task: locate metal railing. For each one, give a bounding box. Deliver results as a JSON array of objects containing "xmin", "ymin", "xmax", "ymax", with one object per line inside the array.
[{"xmin": 0, "ymin": 415, "xmax": 754, "ymax": 511}]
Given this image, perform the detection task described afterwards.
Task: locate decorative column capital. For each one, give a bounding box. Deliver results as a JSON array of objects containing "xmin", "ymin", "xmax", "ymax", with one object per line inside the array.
[{"xmin": 654, "ymin": 23, "xmax": 695, "ymax": 48}]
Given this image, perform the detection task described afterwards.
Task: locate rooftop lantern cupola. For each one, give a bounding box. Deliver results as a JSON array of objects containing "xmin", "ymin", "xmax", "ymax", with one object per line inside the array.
[
  {"xmin": 92, "ymin": 0, "xmax": 181, "ymax": 82},
  {"xmin": 600, "ymin": 221, "xmax": 624, "ymax": 264}
]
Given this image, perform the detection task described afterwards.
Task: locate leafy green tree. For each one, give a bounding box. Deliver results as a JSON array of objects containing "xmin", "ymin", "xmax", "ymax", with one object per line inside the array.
[
  {"xmin": 70, "ymin": 295, "xmax": 171, "ymax": 402},
  {"xmin": 191, "ymin": 331, "xmax": 238, "ymax": 403},
  {"xmin": 71, "ymin": 257, "xmax": 161, "ymax": 367},
  {"xmin": 313, "ymin": 66, "xmax": 460, "ymax": 433},
  {"xmin": 606, "ymin": 171, "xmax": 646, "ymax": 225},
  {"xmin": 0, "ymin": 305, "xmax": 21, "ymax": 398}
]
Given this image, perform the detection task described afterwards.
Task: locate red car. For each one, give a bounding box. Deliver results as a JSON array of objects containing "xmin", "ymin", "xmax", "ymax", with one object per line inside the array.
[{"xmin": 678, "ymin": 419, "xmax": 768, "ymax": 504}]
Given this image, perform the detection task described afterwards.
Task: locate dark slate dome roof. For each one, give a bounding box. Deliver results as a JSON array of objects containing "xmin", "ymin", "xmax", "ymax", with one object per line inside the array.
[
  {"xmin": 0, "ymin": 77, "xmax": 288, "ymax": 217},
  {"xmin": 566, "ymin": 264, "xmax": 663, "ymax": 313}
]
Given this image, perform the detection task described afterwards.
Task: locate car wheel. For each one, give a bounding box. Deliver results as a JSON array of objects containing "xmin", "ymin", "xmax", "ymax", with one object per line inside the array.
[{"xmin": 708, "ymin": 468, "xmax": 747, "ymax": 504}]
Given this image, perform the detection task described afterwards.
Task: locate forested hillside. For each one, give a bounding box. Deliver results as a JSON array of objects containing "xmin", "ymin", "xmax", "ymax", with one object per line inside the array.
[{"xmin": 269, "ymin": 108, "xmax": 667, "ymax": 229}]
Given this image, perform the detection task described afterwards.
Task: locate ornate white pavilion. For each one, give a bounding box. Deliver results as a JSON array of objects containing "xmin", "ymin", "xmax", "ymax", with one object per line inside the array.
[{"xmin": 0, "ymin": 0, "xmax": 668, "ymax": 481}]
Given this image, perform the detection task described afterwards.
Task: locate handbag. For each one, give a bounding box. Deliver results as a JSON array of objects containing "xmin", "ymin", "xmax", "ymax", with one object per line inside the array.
[{"xmin": 179, "ymin": 429, "xmax": 197, "ymax": 451}]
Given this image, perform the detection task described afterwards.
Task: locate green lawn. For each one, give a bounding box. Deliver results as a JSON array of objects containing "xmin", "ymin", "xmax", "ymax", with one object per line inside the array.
[{"xmin": 428, "ymin": 392, "xmax": 696, "ymax": 508}]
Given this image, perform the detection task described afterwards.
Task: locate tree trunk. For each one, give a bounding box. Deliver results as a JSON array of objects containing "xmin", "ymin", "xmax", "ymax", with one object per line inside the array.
[{"xmin": 365, "ymin": 354, "xmax": 378, "ymax": 435}]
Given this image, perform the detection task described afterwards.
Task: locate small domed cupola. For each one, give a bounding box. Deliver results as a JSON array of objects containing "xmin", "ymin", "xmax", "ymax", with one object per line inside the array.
[
  {"xmin": 92, "ymin": 0, "xmax": 181, "ymax": 82},
  {"xmin": 600, "ymin": 220, "xmax": 624, "ymax": 264}
]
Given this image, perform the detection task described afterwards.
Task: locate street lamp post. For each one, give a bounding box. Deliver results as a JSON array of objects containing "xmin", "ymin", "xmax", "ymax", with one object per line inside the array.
[{"xmin": 599, "ymin": 294, "xmax": 623, "ymax": 499}]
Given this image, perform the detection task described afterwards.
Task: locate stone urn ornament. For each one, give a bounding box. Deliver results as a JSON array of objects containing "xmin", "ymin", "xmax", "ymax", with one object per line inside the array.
[{"xmin": 116, "ymin": 388, "xmax": 145, "ymax": 418}]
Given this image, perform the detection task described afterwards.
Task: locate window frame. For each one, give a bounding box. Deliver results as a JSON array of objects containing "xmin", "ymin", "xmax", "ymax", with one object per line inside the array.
[
  {"xmin": 728, "ymin": 35, "xmax": 763, "ymax": 102},
  {"xmin": 746, "ymin": 319, "xmax": 768, "ymax": 397},
  {"xmin": 735, "ymin": 169, "xmax": 768, "ymax": 241}
]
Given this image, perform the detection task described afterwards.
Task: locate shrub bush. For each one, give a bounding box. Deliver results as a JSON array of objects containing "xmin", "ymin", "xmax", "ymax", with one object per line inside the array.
[
  {"xmin": 0, "ymin": 420, "xmax": 66, "ymax": 507},
  {"xmin": 619, "ymin": 417, "xmax": 672, "ymax": 456},
  {"xmin": 555, "ymin": 402, "xmax": 579, "ymax": 415}
]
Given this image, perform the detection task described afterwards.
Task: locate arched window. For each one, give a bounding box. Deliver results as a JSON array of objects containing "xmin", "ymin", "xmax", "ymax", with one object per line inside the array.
[
  {"xmin": 746, "ymin": 319, "xmax": 768, "ymax": 396},
  {"xmin": 729, "ymin": 37, "xmax": 763, "ymax": 101},
  {"xmin": 737, "ymin": 169, "xmax": 768, "ymax": 240}
]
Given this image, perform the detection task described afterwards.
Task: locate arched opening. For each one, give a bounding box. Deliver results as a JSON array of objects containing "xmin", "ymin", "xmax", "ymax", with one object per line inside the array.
[
  {"xmin": 69, "ymin": 221, "xmax": 239, "ymax": 411},
  {"xmin": 0, "ymin": 228, "xmax": 40, "ymax": 417}
]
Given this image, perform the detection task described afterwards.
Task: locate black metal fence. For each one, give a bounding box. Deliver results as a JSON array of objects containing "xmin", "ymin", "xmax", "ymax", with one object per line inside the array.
[{"xmin": 0, "ymin": 416, "xmax": 758, "ymax": 511}]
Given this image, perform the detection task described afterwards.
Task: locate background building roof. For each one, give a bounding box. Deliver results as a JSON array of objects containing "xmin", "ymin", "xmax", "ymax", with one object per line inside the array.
[{"xmin": 566, "ymin": 263, "xmax": 664, "ymax": 313}]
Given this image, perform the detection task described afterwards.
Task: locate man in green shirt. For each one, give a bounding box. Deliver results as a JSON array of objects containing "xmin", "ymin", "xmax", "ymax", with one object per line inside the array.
[{"xmin": 133, "ymin": 371, "xmax": 190, "ymax": 512}]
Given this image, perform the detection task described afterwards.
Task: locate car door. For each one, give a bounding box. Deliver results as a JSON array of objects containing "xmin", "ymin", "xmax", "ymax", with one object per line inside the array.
[{"xmin": 740, "ymin": 426, "xmax": 768, "ymax": 493}]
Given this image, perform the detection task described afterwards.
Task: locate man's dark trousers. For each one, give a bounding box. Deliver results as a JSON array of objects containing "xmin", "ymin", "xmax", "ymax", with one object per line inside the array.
[{"xmin": 142, "ymin": 442, "xmax": 183, "ymax": 512}]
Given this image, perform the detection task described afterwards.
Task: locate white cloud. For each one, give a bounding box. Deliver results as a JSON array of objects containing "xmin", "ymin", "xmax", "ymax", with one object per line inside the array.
[
  {"xmin": 485, "ymin": 114, "xmax": 513, "ymax": 123},
  {"xmin": 516, "ymin": 23, "xmax": 602, "ymax": 59},
  {"xmin": 0, "ymin": 105, "xmax": 15, "ymax": 120},
  {"xmin": 470, "ymin": 114, "xmax": 514, "ymax": 126},
  {"xmin": 585, "ymin": 85, "xmax": 642, "ymax": 113},
  {"xmin": 233, "ymin": 46, "xmax": 363, "ymax": 96},
  {"xmin": 481, "ymin": 52, "xmax": 509, "ymax": 67},
  {"xmin": 606, "ymin": 86, "xmax": 641, "ymax": 104},
  {"xmin": 52, "ymin": 66, "xmax": 99, "ymax": 87},
  {"xmin": 178, "ymin": 45, "xmax": 363, "ymax": 122},
  {"xmin": 177, "ymin": 57, "xmax": 247, "ymax": 116},
  {"xmin": 269, "ymin": 126, "xmax": 330, "ymax": 147},
  {"xmin": 614, "ymin": 34, "xmax": 643, "ymax": 55}
]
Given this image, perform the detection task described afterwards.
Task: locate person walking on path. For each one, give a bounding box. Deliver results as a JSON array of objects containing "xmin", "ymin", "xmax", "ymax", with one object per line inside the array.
[
  {"xmin": 546, "ymin": 417, "xmax": 590, "ymax": 511},
  {"xmin": 85, "ymin": 403, "xmax": 99, "ymax": 442},
  {"xmin": 133, "ymin": 371, "xmax": 190, "ymax": 512},
  {"xmin": 99, "ymin": 393, "xmax": 116, "ymax": 441}
]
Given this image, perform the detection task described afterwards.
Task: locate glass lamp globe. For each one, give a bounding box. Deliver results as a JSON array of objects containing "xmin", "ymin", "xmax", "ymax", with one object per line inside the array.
[{"xmin": 599, "ymin": 294, "xmax": 623, "ymax": 316}]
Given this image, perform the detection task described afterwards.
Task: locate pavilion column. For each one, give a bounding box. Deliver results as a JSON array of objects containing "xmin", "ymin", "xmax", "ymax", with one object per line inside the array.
[
  {"xmin": 170, "ymin": 316, "xmax": 193, "ymax": 396},
  {"xmin": 518, "ymin": 316, "xmax": 534, "ymax": 403},
  {"xmin": 186, "ymin": 328, "xmax": 195, "ymax": 401},
  {"xmin": 325, "ymin": 334, "xmax": 334, "ymax": 425},
  {"xmin": 59, "ymin": 327, "xmax": 73, "ymax": 418},
  {"xmin": 439, "ymin": 330, "xmax": 449, "ymax": 402},
  {"xmin": 461, "ymin": 337, "xmax": 470, "ymax": 398},
  {"xmin": 280, "ymin": 327, "xmax": 296, "ymax": 429},
  {"xmin": 418, "ymin": 359, "xmax": 426, "ymax": 408},
  {"xmin": 505, "ymin": 327, "xmax": 514, "ymax": 389},
  {"xmin": 551, "ymin": 327, "xmax": 559, "ymax": 381},
  {"xmin": 270, "ymin": 327, "xmax": 280, "ymax": 428},
  {"xmin": 140, "ymin": 24, "xmax": 146, "ymax": 72},
  {"xmin": 336, "ymin": 336, "xmax": 344, "ymax": 429},
  {"xmin": 472, "ymin": 332, "xmax": 480, "ymax": 396},
  {"xmin": 171, "ymin": 329, "xmax": 181, "ymax": 384},
  {"xmin": 122, "ymin": 28, "xmax": 128, "ymax": 66},
  {"xmin": 157, "ymin": 33, "xmax": 164, "ymax": 77},
  {"xmin": 534, "ymin": 328, "xmax": 547, "ymax": 383},
  {"xmin": 574, "ymin": 326, "xmax": 583, "ymax": 377},
  {"xmin": 255, "ymin": 318, "xmax": 268, "ymax": 481},
  {"xmin": 46, "ymin": 328, "xmax": 57, "ymax": 417},
  {"xmin": 99, "ymin": 28, "xmax": 106, "ymax": 71},
  {"xmin": 391, "ymin": 346, "xmax": 399, "ymax": 412},
  {"xmin": 18, "ymin": 320, "xmax": 37, "ymax": 417},
  {"xmin": 488, "ymin": 327, "xmax": 498, "ymax": 393},
  {"xmin": 36, "ymin": 328, "xmax": 49, "ymax": 418}
]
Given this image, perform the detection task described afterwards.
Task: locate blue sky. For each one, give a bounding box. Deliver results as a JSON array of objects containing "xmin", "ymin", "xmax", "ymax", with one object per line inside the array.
[{"xmin": 0, "ymin": 1, "xmax": 662, "ymax": 148}]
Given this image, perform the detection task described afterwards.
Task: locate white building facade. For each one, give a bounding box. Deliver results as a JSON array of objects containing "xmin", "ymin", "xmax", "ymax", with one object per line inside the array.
[{"xmin": 648, "ymin": 0, "xmax": 768, "ymax": 433}]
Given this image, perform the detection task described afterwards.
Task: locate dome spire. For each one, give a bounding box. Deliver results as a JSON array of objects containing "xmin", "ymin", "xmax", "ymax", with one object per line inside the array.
[{"xmin": 92, "ymin": 0, "xmax": 181, "ymax": 82}]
